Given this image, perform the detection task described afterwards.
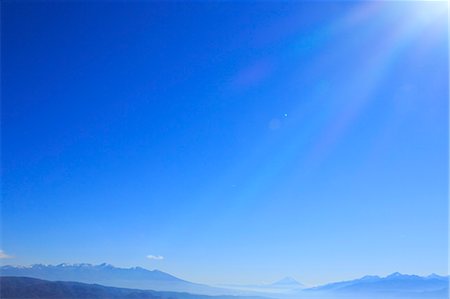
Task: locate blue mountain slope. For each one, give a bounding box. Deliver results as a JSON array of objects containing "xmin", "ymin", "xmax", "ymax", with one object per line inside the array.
[
  {"xmin": 270, "ymin": 277, "xmax": 304, "ymax": 289},
  {"xmin": 0, "ymin": 264, "xmax": 235, "ymax": 295},
  {"xmin": 306, "ymin": 273, "xmax": 449, "ymax": 298},
  {"xmin": 0, "ymin": 276, "xmax": 269, "ymax": 299}
]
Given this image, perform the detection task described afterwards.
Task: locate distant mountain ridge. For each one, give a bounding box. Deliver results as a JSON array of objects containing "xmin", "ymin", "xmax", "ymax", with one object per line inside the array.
[
  {"xmin": 1, "ymin": 264, "xmax": 448, "ymax": 299},
  {"xmin": 270, "ymin": 277, "xmax": 303, "ymax": 288},
  {"xmin": 306, "ymin": 272, "xmax": 448, "ymax": 298},
  {"xmin": 1, "ymin": 263, "xmax": 184, "ymax": 281},
  {"xmin": 0, "ymin": 277, "xmax": 267, "ymax": 299},
  {"xmin": 0, "ymin": 263, "xmax": 234, "ymax": 296}
]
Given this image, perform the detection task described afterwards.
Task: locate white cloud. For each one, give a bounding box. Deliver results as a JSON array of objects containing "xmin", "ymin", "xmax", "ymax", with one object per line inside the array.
[
  {"xmin": 0, "ymin": 250, "xmax": 13, "ymax": 259},
  {"xmin": 147, "ymin": 255, "xmax": 164, "ymax": 260}
]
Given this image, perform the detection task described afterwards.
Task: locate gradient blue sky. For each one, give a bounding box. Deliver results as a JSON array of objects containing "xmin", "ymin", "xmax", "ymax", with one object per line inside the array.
[{"xmin": 1, "ymin": 1, "xmax": 448, "ymax": 287}]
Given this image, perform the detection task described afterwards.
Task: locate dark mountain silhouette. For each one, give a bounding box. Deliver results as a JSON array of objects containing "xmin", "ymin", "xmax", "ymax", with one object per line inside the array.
[
  {"xmin": 0, "ymin": 277, "xmax": 268, "ymax": 299},
  {"xmin": 0, "ymin": 264, "xmax": 233, "ymax": 295}
]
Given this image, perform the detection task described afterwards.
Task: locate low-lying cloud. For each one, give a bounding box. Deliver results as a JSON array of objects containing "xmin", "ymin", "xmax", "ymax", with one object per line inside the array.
[{"xmin": 147, "ymin": 255, "xmax": 164, "ymax": 260}]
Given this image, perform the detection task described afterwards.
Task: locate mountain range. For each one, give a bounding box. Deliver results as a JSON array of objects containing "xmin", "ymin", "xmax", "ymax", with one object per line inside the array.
[
  {"xmin": 305, "ymin": 272, "xmax": 449, "ymax": 299},
  {"xmin": 1, "ymin": 263, "xmax": 448, "ymax": 298},
  {"xmin": 0, "ymin": 277, "xmax": 266, "ymax": 299},
  {"xmin": 0, "ymin": 263, "xmax": 233, "ymax": 295}
]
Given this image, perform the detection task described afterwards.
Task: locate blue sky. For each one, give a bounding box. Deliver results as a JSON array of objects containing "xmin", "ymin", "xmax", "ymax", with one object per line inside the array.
[{"xmin": 1, "ymin": 1, "xmax": 448, "ymax": 286}]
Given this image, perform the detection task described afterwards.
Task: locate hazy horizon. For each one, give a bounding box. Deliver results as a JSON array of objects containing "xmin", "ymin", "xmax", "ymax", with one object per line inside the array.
[
  {"xmin": 0, "ymin": 263, "xmax": 450, "ymax": 288},
  {"xmin": 1, "ymin": 262, "xmax": 448, "ymax": 288},
  {"xmin": 1, "ymin": 0, "xmax": 448, "ymax": 288}
]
